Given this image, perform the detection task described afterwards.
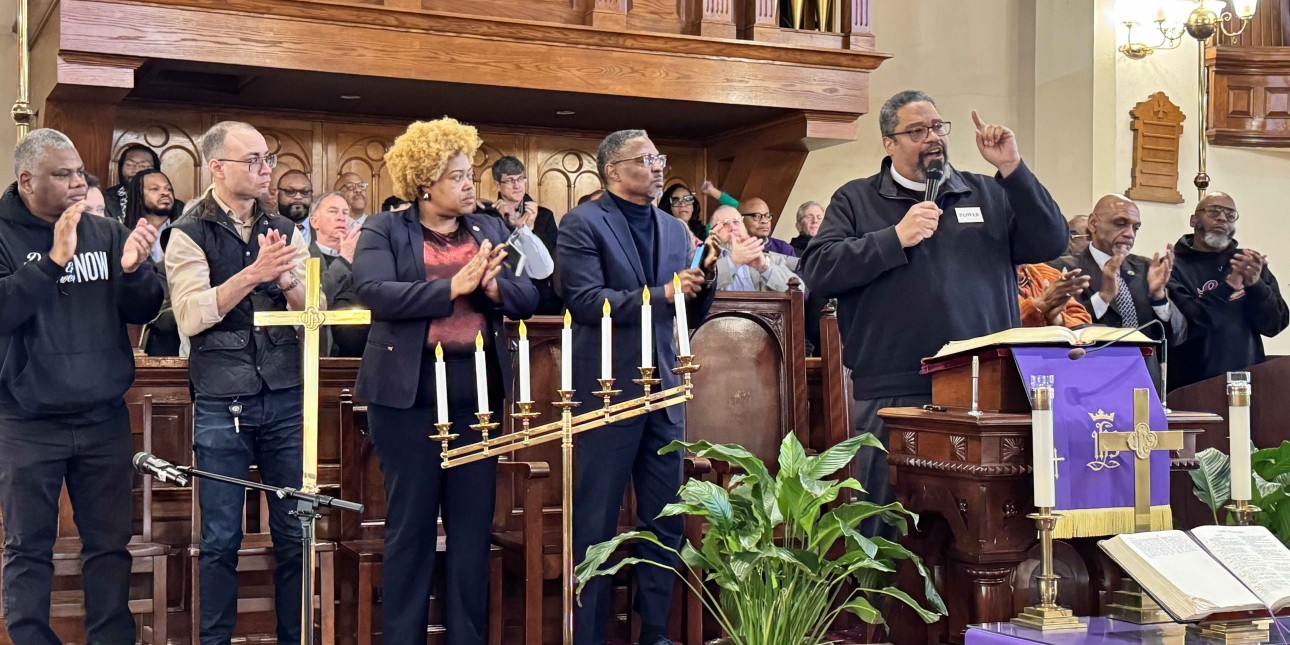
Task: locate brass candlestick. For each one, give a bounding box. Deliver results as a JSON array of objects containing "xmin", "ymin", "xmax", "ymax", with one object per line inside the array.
[
  {"xmin": 432, "ymin": 422, "xmax": 458, "ymax": 466},
  {"xmin": 672, "ymin": 354, "xmax": 700, "ymax": 397},
  {"xmin": 511, "ymin": 401, "xmax": 540, "ymax": 446},
  {"xmin": 551, "ymin": 390, "xmax": 581, "ymax": 645},
  {"xmin": 634, "ymin": 366, "xmax": 661, "ymax": 409},
  {"xmin": 1224, "ymin": 499, "xmax": 1262, "ymax": 527},
  {"xmin": 470, "ymin": 412, "xmax": 500, "ymax": 456},
  {"xmin": 1012, "ymin": 508, "xmax": 1086, "ymax": 631},
  {"xmin": 593, "ymin": 378, "xmax": 622, "ymax": 415}
]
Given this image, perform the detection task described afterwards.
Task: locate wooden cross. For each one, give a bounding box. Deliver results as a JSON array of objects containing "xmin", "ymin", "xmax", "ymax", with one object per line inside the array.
[
  {"xmin": 254, "ymin": 257, "xmax": 370, "ymax": 494},
  {"xmin": 1096, "ymin": 388, "xmax": 1183, "ymax": 533}
]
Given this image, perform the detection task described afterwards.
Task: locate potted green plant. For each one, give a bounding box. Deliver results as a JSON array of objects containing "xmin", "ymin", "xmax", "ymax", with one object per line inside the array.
[
  {"xmin": 576, "ymin": 432, "xmax": 946, "ymax": 645},
  {"xmin": 1189, "ymin": 440, "xmax": 1290, "ymax": 545}
]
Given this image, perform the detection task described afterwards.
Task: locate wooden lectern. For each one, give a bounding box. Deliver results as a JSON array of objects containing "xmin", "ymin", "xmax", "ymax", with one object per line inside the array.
[{"xmin": 880, "ymin": 345, "xmax": 1222, "ymax": 645}]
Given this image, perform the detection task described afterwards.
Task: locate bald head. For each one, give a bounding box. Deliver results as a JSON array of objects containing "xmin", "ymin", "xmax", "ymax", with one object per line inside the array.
[
  {"xmin": 1067, "ymin": 213, "xmax": 1090, "ymax": 256},
  {"xmin": 709, "ymin": 205, "xmax": 746, "ymax": 245},
  {"xmin": 1191, "ymin": 191, "xmax": 1238, "ymax": 251},
  {"xmin": 738, "ymin": 197, "xmax": 773, "ymax": 239},
  {"xmin": 1088, "ymin": 194, "xmax": 1141, "ymax": 255}
]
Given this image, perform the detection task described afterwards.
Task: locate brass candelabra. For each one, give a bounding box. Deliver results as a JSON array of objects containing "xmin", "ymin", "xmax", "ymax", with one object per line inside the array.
[{"xmin": 436, "ymin": 354, "xmax": 701, "ymax": 645}]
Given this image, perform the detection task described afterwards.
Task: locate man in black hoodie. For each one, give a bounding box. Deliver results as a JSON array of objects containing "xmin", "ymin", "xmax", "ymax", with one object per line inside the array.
[
  {"xmin": 1169, "ymin": 192, "xmax": 1287, "ymax": 388},
  {"xmin": 799, "ymin": 90, "xmax": 1067, "ymax": 537},
  {"xmin": 0, "ymin": 128, "xmax": 164, "ymax": 645}
]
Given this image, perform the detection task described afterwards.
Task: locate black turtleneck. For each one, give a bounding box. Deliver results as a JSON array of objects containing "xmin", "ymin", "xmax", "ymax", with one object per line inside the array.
[{"xmin": 609, "ymin": 191, "xmax": 657, "ymax": 278}]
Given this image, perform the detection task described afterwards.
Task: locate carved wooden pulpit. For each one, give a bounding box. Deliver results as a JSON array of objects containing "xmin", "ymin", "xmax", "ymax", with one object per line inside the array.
[{"xmin": 880, "ymin": 346, "xmax": 1221, "ymax": 645}]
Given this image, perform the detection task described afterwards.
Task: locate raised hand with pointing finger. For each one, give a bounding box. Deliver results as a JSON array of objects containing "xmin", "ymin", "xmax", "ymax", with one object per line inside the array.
[{"xmin": 971, "ymin": 110, "xmax": 1020, "ymax": 177}]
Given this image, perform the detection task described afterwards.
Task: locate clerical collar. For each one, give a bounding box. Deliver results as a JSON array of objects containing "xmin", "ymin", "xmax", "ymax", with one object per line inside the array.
[
  {"xmin": 889, "ymin": 165, "xmax": 926, "ymax": 192},
  {"xmin": 315, "ymin": 241, "xmax": 340, "ymax": 257}
]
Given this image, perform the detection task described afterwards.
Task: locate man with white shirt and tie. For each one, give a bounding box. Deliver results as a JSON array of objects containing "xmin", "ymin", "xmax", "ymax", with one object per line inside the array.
[{"xmin": 1050, "ymin": 193, "xmax": 1187, "ymax": 390}]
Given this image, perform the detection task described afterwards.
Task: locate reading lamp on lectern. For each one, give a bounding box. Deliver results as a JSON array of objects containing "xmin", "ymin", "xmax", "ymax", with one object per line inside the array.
[{"xmin": 1067, "ymin": 319, "xmax": 1171, "ymax": 413}]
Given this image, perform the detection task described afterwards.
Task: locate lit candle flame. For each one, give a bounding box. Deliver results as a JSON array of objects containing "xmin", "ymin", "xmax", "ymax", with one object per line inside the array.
[
  {"xmin": 603, "ymin": 298, "xmax": 611, "ymax": 317},
  {"xmin": 475, "ymin": 331, "xmax": 484, "ymax": 350},
  {"xmin": 435, "ymin": 342, "xmax": 443, "ymax": 361},
  {"xmin": 642, "ymin": 287, "xmax": 651, "ymax": 305},
  {"xmin": 672, "ymin": 273, "xmax": 681, "ymax": 291},
  {"xmin": 519, "ymin": 319, "xmax": 527, "ymax": 340},
  {"xmin": 564, "ymin": 310, "xmax": 571, "ymax": 328}
]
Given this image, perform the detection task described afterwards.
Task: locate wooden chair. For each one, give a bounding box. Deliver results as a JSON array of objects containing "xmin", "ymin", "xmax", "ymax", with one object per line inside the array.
[
  {"xmin": 186, "ymin": 419, "xmax": 337, "ymax": 645},
  {"xmin": 336, "ymin": 390, "xmax": 504, "ymax": 645},
  {"xmin": 0, "ymin": 395, "xmax": 171, "ymax": 645},
  {"xmin": 680, "ymin": 284, "xmax": 811, "ymax": 643}
]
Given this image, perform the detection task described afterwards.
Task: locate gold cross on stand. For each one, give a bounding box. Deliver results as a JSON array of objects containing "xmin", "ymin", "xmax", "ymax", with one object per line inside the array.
[
  {"xmin": 254, "ymin": 257, "xmax": 370, "ymax": 495},
  {"xmin": 1097, "ymin": 387, "xmax": 1184, "ymax": 625},
  {"xmin": 1095, "ymin": 388, "xmax": 1183, "ymax": 533}
]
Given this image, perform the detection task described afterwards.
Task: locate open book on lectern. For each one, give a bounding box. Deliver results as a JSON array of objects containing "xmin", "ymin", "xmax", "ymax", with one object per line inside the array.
[
  {"xmin": 1099, "ymin": 525, "xmax": 1290, "ymax": 623},
  {"xmin": 929, "ymin": 325, "xmax": 1153, "ymax": 361}
]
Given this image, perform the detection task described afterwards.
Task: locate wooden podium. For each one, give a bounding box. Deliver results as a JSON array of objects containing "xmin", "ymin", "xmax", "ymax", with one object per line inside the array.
[{"xmin": 880, "ymin": 345, "xmax": 1222, "ymax": 645}]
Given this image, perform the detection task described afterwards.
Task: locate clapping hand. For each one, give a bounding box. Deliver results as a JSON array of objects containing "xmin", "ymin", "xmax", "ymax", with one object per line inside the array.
[{"xmin": 121, "ymin": 218, "xmax": 160, "ymax": 274}]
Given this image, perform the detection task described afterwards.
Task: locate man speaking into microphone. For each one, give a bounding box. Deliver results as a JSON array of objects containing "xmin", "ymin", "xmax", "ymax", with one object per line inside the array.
[{"xmin": 799, "ymin": 89, "xmax": 1068, "ymax": 538}]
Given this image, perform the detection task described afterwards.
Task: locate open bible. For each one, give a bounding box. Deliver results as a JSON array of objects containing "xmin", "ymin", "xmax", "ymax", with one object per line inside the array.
[
  {"xmin": 929, "ymin": 325, "xmax": 1152, "ymax": 361},
  {"xmin": 1099, "ymin": 525, "xmax": 1290, "ymax": 622}
]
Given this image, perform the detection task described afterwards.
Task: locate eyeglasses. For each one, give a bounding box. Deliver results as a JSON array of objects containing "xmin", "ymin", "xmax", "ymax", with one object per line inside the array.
[
  {"xmin": 339, "ymin": 181, "xmax": 369, "ymax": 192},
  {"xmin": 498, "ymin": 176, "xmax": 526, "ymax": 187},
  {"xmin": 1069, "ymin": 232, "xmax": 1089, "ymax": 240},
  {"xmin": 714, "ymin": 219, "xmax": 741, "ymax": 228},
  {"xmin": 885, "ymin": 121, "xmax": 952, "ymax": 143},
  {"xmin": 611, "ymin": 153, "xmax": 668, "ymax": 169},
  {"xmin": 216, "ymin": 153, "xmax": 278, "ymax": 172},
  {"xmin": 1196, "ymin": 206, "xmax": 1239, "ymax": 222},
  {"xmin": 742, "ymin": 212, "xmax": 773, "ymax": 223},
  {"xmin": 122, "ymin": 159, "xmax": 154, "ymax": 171},
  {"xmin": 669, "ymin": 195, "xmax": 696, "ymax": 206},
  {"xmin": 280, "ymin": 188, "xmax": 313, "ymax": 198}
]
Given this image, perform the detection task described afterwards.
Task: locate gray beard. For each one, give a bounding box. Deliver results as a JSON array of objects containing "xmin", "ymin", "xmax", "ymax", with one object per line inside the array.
[{"xmin": 1201, "ymin": 230, "xmax": 1232, "ymax": 249}]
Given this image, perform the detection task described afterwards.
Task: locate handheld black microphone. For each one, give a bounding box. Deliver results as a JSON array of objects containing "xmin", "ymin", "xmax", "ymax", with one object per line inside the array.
[
  {"xmin": 133, "ymin": 451, "xmax": 190, "ymax": 487},
  {"xmin": 1067, "ymin": 319, "xmax": 1164, "ymax": 360},
  {"xmin": 924, "ymin": 159, "xmax": 945, "ymax": 203}
]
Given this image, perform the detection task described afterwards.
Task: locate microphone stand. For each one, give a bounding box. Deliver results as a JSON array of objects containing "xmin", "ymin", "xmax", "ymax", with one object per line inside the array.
[{"xmin": 174, "ymin": 466, "xmax": 363, "ymax": 645}]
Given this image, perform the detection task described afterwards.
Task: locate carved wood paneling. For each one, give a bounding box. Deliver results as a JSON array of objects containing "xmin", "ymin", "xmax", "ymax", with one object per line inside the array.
[
  {"xmin": 109, "ymin": 107, "xmax": 205, "ymax": 199},
  {"xmin": 529, "ymin": 137, "xmax": 604, "ymax": 219},
  {"xmin": 1207, "ymin": 46, "xmax": 1290, "ymax": 147},
  {"xmin": 324, "ymin": 123, "xmax": 400, "ymax": 209}
]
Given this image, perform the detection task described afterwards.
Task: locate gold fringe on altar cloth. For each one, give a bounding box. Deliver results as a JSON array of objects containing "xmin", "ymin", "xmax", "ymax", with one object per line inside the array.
[{"xmin": 1051, "ymin": 505, "xmax": 1172, "ymax": 539}]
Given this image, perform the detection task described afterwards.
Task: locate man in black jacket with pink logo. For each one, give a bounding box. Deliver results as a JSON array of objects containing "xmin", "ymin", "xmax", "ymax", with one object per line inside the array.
[{"xmin": 0, "ymin": 129, "xmax": 164, "ymax": 645}]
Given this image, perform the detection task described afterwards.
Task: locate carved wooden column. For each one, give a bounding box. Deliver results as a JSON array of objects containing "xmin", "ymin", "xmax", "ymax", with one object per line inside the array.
[
  {"xmin": 585, "ymin": 0, "xmax": 628, "ymax": 31},
  {"xmin": 843, "ymin": 0, "xmax": 874, "ymax": 50},
  {"xmin": 736, "ymin": 0, "xmax": 779, "ymax": 41},
  {"xmin": 690, "ymin": 0, "xmax": 737, "ymax": 39}
]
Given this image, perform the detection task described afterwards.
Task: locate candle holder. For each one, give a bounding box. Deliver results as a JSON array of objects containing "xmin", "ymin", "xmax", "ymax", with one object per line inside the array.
[
  {"xmin": 593, "ymin": 378, "xmax": 622, "ymax": 414},
  {"xmin": 470, "ymin": 412, "xmax": 500, "ymax": 456},
  {"xmin": 1012, "ymin": 508, "xmax": 1086, "ymax": 631},
  {"xmin": 634, "ymin": 366, "xmax": 661, "ymax": 409},
  {"xmin": 967, "ymin": 355, "xmax": 984, "ymax": 418},
  {"xmin": 432, "ymin": 422, "xmax": 458, "ymax": 466},
  {"xmin": 1224, "ymin": 499, "xmax": 1262, "ymax": 526},
  {"xmin": 672, "ymin": 354, "xmax": 700, "ymax": 395},
  {"xmin": 511, "ymin": 401, "xmax": 540, "ymax": 445}
]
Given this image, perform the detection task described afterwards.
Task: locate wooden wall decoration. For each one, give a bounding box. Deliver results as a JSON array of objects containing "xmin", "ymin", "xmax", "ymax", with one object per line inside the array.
[
  {"xmin": 1126, "ymin": 91, "xmax": 1186, "ymax": 205},
  {"xmin": 108, "ymin": 106, "xmax": 704, "ymax": 220}
]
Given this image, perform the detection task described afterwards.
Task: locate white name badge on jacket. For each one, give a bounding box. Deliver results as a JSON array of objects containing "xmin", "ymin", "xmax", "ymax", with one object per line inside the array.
[{"xmin": 955, "ymin": 206, "xmax": 984, "ymax": 224}]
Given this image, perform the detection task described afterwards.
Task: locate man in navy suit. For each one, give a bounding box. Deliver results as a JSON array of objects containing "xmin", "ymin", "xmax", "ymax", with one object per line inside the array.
[{"xmin": 558, "ymin": 130, "xmax": 717, "ymax": 645}]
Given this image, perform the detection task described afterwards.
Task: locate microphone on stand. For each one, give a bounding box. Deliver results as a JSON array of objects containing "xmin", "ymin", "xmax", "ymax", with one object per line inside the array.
[
  {"xmin": 924, "ymin": 159, "xmax": 945, "ymax": 203},
  {"xmin": 1067, "ymin": 318, "xmax": 1171, "ymax": 410},
  {"xmin": 133, "ymin": 451, "xmax": 190, "ymax": 487}
]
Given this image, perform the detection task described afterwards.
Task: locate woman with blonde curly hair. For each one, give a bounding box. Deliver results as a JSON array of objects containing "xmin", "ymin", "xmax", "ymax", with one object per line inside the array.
[{"xmin": 352, "ymin": 117, "xmax": 538, "ymax": 644}]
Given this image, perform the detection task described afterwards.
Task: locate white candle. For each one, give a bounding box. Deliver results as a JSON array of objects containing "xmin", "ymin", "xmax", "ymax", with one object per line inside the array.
[
  {"xmin": 561, "ymin": 311, "xmax": 572, "ymax": 391},
  {"xmin": 1031, "ymin": 385, "xmax": 1056, "ymax": 508},
  {"xmin": 601, "ymin": 299, "xmax": 613, "ymax": 380},
  {"xmin": 518, "ymin": 320, "xmax": 531, "ymax": 402},
  {"xmin": 1229, "ymin": 374, "xmax": 1253, "ymax": 501},
  {"xmin": 641, "ymin": 288, "xmax": 653, "ymax": 369},
  {"xmin": 474, "ymin": 332, "xmax": 488, "ymax": 414},
  {"xmin": 673, "ymin": 273, "xmax": 690, "ymax": 356},
  {"xmin": 434, "ymin": 343, "xmax": 448, "ymax": 425}
]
